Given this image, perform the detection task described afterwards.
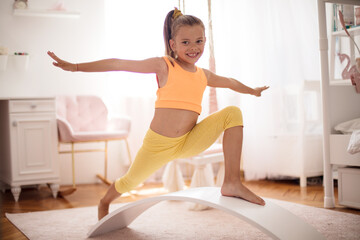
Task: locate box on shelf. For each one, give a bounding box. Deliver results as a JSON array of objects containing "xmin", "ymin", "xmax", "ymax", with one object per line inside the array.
[
  {"xmin": 355, "ymin": 7, "xmax": 360, "ymax": 26},
  {"xmin": 12, "ymin": 54, "xmax": 29, "ymax": 71},
  {"xmin": 0, "ymin": 55, "xmax": 8, "ymax": 71},
  {"xmin": 338, "ymin": 167, "xmax": 360, "ymax": 209}
]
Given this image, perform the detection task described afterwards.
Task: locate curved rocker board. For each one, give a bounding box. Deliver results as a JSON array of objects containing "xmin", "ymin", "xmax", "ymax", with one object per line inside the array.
[{"xmin": 88, "ymin": 187, "xmax": 325, "ymax": 239}]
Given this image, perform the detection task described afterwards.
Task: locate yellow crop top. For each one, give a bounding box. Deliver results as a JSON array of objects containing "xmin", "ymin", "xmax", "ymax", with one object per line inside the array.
[{"xmin": 155, "ymin": 57, "xmax": 208, "ymax": 114}]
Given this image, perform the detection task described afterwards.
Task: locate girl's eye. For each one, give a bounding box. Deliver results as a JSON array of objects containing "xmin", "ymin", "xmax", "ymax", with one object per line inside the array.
[
  {"xmin": 182, "ymin": 41, "xmax": 189, "ymax": 45},
  {"xmin": 197, "ymin": 40, "xmax": 203, "ymax": 44}
]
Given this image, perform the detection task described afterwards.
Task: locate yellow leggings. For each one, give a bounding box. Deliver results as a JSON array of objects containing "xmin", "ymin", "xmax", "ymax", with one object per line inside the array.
[{"xmin": 115, "ymin": 106, "xmax": 243, "ymax": 193}]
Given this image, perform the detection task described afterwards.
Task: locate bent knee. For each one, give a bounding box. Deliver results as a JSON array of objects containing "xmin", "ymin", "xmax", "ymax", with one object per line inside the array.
[
  {"xmin": 223, "ymin": 106, "xmax": 243, "ymax": 119},
  {"xmin": 222, "ymin": 106, "xmax": 243, "ymax": 129},
  {"xmin": 223, "ymin": 106, "xmax": 242, "ymax": 114},
  {"xmin": 115, "ymin": 176, "xmax": 137, "ymax": 194}
]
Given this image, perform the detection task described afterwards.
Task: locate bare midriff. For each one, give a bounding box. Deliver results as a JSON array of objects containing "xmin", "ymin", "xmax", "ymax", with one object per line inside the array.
[{"xmin": 150, "ymin": 108, "xmax": 199, "ymax": 137}]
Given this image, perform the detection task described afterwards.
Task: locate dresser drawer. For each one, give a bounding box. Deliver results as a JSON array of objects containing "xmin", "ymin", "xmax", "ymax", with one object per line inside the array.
[{"xmin": 9, "ymin": 100, "xmax": 56, "ymax": 113}]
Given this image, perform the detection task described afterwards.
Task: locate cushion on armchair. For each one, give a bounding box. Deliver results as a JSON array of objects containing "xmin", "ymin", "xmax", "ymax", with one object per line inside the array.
[
  {"xmin": 57, "ymin": 95, "xmax": 108, "ymax": 132},
  {"xmin": 56, "ymin": 96, "xmax": 131, "ymax": 142}
]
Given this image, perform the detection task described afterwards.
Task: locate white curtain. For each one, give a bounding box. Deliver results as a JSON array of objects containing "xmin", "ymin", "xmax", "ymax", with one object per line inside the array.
[
  {"xmin": 103, "ymin": 0, "xmax": 323, "ymax": 181},
  {"xmin": 210, "ymin": 0, "xmax": 323, "ymax": 180}
]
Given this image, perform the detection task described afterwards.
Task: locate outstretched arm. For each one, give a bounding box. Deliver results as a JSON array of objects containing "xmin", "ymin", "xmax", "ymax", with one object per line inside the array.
[
  {"xmin": 203, "ymin": 69, "xmax": 269, "ymax": 97},
  {"xmin": 47, "ymin": 51, "xmax": 166, "ymax": 74}
]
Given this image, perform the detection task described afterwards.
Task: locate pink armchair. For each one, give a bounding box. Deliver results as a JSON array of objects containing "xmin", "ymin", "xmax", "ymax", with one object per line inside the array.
[{"xmin": 56, "ymin": 96, "xmax": 131, "ymax": 195}]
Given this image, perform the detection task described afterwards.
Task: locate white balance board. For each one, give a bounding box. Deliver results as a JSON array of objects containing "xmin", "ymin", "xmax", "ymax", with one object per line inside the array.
[{"xmin": 88, "ymin": 187, "xmax": 325, "ymax": 239}]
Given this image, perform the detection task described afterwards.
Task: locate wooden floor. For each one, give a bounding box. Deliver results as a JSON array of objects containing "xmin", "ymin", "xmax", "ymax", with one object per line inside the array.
[{"xmin": 1, "ymin": 179, "xmax": 359, "ymax": 240}]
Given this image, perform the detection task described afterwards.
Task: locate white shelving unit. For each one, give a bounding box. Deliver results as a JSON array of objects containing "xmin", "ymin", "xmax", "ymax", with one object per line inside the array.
[
  {"xmin": 317, "ymin": 0, "xmax": 360, "ymax": 209},
  {"xmin": 13, "ymin": 8, "xmax": 80, "ymax": 18}
]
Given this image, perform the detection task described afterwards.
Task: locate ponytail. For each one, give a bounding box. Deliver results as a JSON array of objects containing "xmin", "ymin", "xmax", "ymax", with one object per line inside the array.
[
  {"xmin": 163, "ymin": 8, "xmax": 205, "ymax": 59},
  {"xmin": 163, "ymin": 10, "xmax": 176, "ymax": 58}
]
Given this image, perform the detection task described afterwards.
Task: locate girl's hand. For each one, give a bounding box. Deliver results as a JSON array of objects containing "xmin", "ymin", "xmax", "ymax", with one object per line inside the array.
[
  {"xmin": 47, "ymin": 51, "xmax": 77, "ymax": 72},
  {"xmin": 253, "ymin": 86, "xmax": 269, "ymax": 97}
]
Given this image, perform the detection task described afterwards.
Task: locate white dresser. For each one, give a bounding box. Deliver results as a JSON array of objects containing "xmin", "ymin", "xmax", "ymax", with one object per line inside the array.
[{"xmin": 0, "ymin": 97, "xmax": 59, "ymax": 201}]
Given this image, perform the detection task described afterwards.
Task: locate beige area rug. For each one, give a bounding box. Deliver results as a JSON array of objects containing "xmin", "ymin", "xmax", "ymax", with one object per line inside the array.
[{"xmin": 6, "ymin": 198, "xmax": 360, "ymax": 240}]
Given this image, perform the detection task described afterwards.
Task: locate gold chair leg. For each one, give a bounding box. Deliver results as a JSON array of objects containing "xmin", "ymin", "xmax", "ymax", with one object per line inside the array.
[
  {"xmin": 71, "ymin": 142, "xmax": 76, "ymax": 188},
  {"xmin": 59, "ymin": 142, "xmax": 77, "ymax": 197},
  {"xmin": 104, "ymin": 140, "xmax": 108, "ymax": 180},
  {"xmin": 125, "ymin": 139, "xmax": 132, "ymax": 164},
  {"xmin": 96, "ymin": 140, "xmax": 112, "ymax": 185}
]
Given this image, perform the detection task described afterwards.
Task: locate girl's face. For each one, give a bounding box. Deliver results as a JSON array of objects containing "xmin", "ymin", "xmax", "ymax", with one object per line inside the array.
[{"xmin": 170, "ymin": 25, "xmax": 206, "ymax": 67}]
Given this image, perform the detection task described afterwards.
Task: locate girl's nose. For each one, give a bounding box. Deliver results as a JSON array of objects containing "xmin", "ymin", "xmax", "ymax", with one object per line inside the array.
[{"xmin": 189, "ymin": 43, "xmax": 198, "ymax": 50}]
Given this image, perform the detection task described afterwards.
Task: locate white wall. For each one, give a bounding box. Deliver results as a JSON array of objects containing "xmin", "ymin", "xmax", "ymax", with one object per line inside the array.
[
  {"xmin": 0, "ymin": 0, "xmax": 108, "ymax": 97},
  {"xmin": 0, "ymin": 0, "xmax": 135, "ymax": 185}
]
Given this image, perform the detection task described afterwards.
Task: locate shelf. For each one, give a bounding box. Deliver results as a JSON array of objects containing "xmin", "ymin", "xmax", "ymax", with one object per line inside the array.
[
  {"xmin": 332, "ymin": 26, "xmax": 360, "ymax": 37},
  {"xmin": 13, "ymin": 9, "xmax": 80, "ymax": 18},
  {"xmin": 330, "ymin": 79, "xmax": 353, "ymax": 85}
]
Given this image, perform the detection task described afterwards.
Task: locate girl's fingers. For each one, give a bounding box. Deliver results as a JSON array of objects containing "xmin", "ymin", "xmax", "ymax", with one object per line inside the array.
[
  {"xmin": 48, "ymin": 51, "xmax": 73, "ymax": 71},
  {"xmin": 47, "ymin": 51, "xmax": 55, "ymax": 59},
  {"xmin": 47, "ymin": 51, "xmax": 62, "ymax": 63}
]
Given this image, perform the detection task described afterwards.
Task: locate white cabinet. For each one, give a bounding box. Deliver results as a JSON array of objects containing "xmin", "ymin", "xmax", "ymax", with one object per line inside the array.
[
  {"xmin": 0, "ymin": 98, "xmax": 60, "ymax": 201},
  {"xmin": 317, "ymin": 0, "xmax": 360, "ymax": 209}
]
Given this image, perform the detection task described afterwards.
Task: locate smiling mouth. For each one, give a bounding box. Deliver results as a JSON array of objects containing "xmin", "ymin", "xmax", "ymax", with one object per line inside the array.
[{"xmin": 186, "ymin": 52, "xmax": 199, "ymax": 58}]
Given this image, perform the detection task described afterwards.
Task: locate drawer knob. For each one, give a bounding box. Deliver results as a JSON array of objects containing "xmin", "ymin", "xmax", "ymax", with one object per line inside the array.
[
  {"xmin": 12, "ymin": 121, "xmax": 17, "ymax": 127},
  {"xmin": 30, "ymin": 104, "xmax": 37, "ymax": 109}
]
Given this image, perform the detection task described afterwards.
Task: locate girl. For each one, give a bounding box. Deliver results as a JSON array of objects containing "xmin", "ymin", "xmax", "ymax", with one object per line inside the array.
[{"xmin": 48, "ymin": 8, "xmax": 269, "ymax": 220}]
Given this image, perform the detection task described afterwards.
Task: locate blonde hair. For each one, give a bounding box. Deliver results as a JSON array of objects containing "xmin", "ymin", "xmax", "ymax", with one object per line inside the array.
[{"xmin": 163, "ymin": 9, "xmax": 205, "ymax": 58}]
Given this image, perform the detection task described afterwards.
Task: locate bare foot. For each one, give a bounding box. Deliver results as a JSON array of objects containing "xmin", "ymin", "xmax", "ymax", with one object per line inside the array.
[
  {"xmin": 221, "ymin": 182, "xmax": 265, "ymax": 206},
  {"xmin": 98, "ymin": 200, "xmax": 109, "ymax": 221}
]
